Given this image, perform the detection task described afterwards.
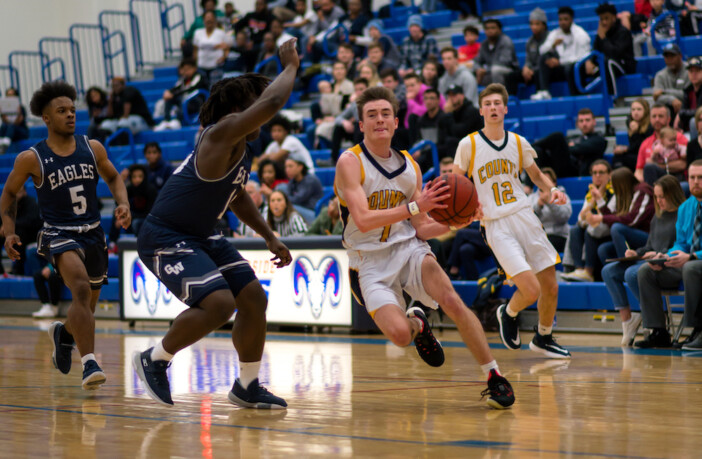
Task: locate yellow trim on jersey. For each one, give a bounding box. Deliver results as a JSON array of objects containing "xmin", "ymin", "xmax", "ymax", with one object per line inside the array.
[
  {"xmin": 514, "ymin": 132, "xmax": 524, "ymax": 174},
  {"xmin": 400, "ymin": 149, "xmax": 421, "ymax": 180},
  {"xmin": 334, "ymin": 144, "xmax": 366, "ymax": 207},
  {"xmin": 467, "ymin": 132, "xmax": 477, "ymax": 178}
]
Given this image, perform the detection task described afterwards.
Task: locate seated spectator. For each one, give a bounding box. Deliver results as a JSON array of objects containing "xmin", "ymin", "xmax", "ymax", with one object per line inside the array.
[
  {"xmin": 533, "ymin": 6, "xmax": 591, "ymax": 100},
  {"xmin": 408, "ymin": 87, "xmax": 444, "ymax": 172},
  {"xmin": 399, "ymin": 15, "xmax": 439, "ymax": 75},
  {"xmin": 437, "ymin": 84, "xmax": 483, "ymax": 159},
  {"xmin": 618, "ymin": 0, "xmax": 652, "ymax": 32},
  {"xmin": 228, "ymin": 29, "xmax": 257, "ymax": 73},
  {"xmin": 194, "ymin": 10, "xmax": 231, "ymax": 84},
  {"xmin": 446, "ymin": 221, "xmax": 491, "ymax": 280},
  {"xmin": 0, "ymin": 186, "xmax": 41, "ymax": 276},
  {"xmin": 404, "ymin": 73, "xmax": 445, "ymax": 128},
  {"xmin": 679, "ymin": 0, "xmax": 702, "ymax": 36},
  {"xmin": 675, "ymin": 56, "xmax": 702, "ymax": 136},
  {"xmin": 311, "ymin": 63, "xmax": 354, "ymax": 147},
  {"xmin": 223, "ymin": 2, "xmax": 240, "ymax": 29},
  {"xmin": 100, "ymin": 77, "xmax": 155, "ymax": 136},
  {"xmin": 85, "ymin": 86, "xmax": 110, "ymax": 141},
  {"xmin": 650, "ymin": 126, "xmax": 687, "ymax": 175},
  {"xmin": 632, "ymin": 0, "xmax": 676, "ymax": 57},
  {"xmin": 340, "ymin": 0, "xmax": 370, "ymax": 57},
  {"xmin": 143, "ymin": 142, "xmax": 174, "ymax": 191},
  {"xmin": 284, "ymin": 0, "xmax": 317, "ymax": 52},
  {"xmin": 505, "ymin": 8, "xmax": 548, "ymax": 96},
  {"xmin": 306, "ymin": 196, "xmax": 343, "ymax": 235},
  {"xmin": 457, "ymin": 25, "xmax": 480, "ymax": 69},
  {"xmin": 365, "ymin": 43, "xmax": 393, "ymax": 74},
  {"xmin": 306, "ymin": 0, "xmax": 346, "ymax": 63},
  {"xmin": 357, "ymin": 61, "xmax": 380, "ymax": 87},
  {"xmin": 31, "ymin": 261, "xmax": 65, "ymax": 318},
  {"xmin": 527, "ymin": 167, "xmax": 572, "ymax": 252},
  {"xmin": 636, "ymin": 103, "xmax": 688, "ymax": 185},
  {"xmin": 635, "ymin": 160, "xmax": 702, "ymax": 349},
  {"xmin": 270, "ymin": 18, "xmax": 295, "ymax": 48},
  {"xmin": 534, "ymin": 108, "xmax": 607, "ymax": 177},
  {"xmin": 687, "ymin": 107, "xmax": 702, "ymax": 166},
  {"xmin": 267, "ymin": 189, "xmax": 308, "ymax": 236},
  {"xmin": 585, "ymin": 3, "xmax": 636, "ymax": 97},
  {"xmin": 154, "ymin": 58, "xmax": 209, "ymax": 131},
  {"xmin": 380, "ymin": 68, "xmax": 410, "ymax": 149},
  {"xmin": 473, "ymin": 19, "xmax": 520, "ymax": 86},
  {"xmin": 612, "ymin": 98, "xmax": 654, "ymax": 172},
  {"xmin": 438, "ymin": 47, "xmax": 478, "ymax": 107},
  {"xmin": 261, "ymin": 115, "xmax": 314, "ymax": 171},
  {"xmin": 590, "ymin": 167, "xmax": 655, "ymax": 263},
  {"xmin": 602, "ymin": 175, "xmax": 684, "ymax": 346},
  {"xmin": 182, "ymin": 0, "xmax": 227, "ymax": 57},
  {"xmin": 109, "ymin": 164, "xmax": 157, "ymax": 246},
  {"xmin": 285, "ymin": 154, "xmax": 323, "ymax": 222},
  {"xmin": 331, "ymin": 77, "xmax": 368, "ymax": 163},
  {"xmin": 421, "ymin": 59, "xmax": 441, "ymax": 90},
  {"xmin": 0, "ymin": 87, "xmax": 29, "ymax": 153},
  {"xmin": 562, "ymin": 160, "xmax": 615, "ymax": 282},
  {"xmin": 335, "ymin": 42, "xmax": 359, "ymax": 80},
  {"xmin": 234, "ymin": 0, "xmax": 275, "ymax": 49},
  {"xmin": 255, "ymin": 31, "xmax": 280, "ymax": 79},
  {"xmin": 258, "ymin": 157, "xmax": 288, "ymax": 199},
  {"xmin": 354, "ymin": 20, "xmax": 401, "ymax": 66},
  {"xmin": 653, "ymin": 43, "xmax": 688, "ymax": 114},
  {"xmin": 236, "ymin": 181, "xmax": 268, "ymax": 237}
]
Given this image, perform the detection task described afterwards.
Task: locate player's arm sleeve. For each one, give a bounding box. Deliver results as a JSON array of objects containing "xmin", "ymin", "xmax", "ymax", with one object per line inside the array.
[
  {"xmin": 520, "ymin": 135, "xmax": 537, "ymax": 169},
  {"xmin": 453, "ymin": 137, "xmax": 471, "ymax": 175}
]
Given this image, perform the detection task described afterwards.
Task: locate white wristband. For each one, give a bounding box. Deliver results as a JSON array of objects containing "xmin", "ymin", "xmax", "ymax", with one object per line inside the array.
[
  {"xmin": 550, "ymin": 187, "xmax": 559, "ymax": 194},
  {"xmin": 407, "ymin": 201, "xmax": 420, "ymax": 216}
]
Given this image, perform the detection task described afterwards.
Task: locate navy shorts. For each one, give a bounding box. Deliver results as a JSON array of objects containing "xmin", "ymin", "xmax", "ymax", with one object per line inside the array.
[
  {"xmin": 36, "ymin": 225, "xmax": 108, "ymax": 290},
  {"xmin": 137, "ymin": 216, "xmax": 257, "ymax": 307}
]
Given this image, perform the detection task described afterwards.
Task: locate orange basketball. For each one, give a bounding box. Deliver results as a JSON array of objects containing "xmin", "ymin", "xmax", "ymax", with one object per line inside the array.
[{"xmin": 427, "ymin": 173, "xmax": 479, "ymax": 226}]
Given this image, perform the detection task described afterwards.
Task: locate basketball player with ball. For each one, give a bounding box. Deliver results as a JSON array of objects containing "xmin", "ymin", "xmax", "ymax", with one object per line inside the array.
[
  {"xmin": 453, "ymin": 83, "xmax": 572, "ymax": 359},
  {"xmin": 335, "ymin": 86, "xmax": 515, "ymax": 409}
]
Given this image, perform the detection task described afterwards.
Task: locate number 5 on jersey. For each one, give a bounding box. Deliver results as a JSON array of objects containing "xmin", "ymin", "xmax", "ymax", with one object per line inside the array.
[{"xmin": 69, "ymin": 185, "xmax": 87, "ymax": 215}]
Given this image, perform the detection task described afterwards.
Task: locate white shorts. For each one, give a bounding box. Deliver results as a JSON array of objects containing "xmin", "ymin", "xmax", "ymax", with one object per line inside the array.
[
  {"xmin": 348, "ymin": 237, "xmax": 438, "ymax": 316},
  {"xmin": 483, "ymin": 209, "xmax": 560, "ymax": 278}
]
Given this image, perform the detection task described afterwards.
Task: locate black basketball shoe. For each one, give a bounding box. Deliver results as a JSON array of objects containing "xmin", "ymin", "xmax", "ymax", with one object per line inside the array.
[
  {"xmin": 481, "ymin": 369, "xmax": 515, "ymax": 410},
  {"xmin": 406, "ymin": 306, "xmax": 445, "ymax": 367},
  {"xmin": 132, "ymin": 348, "xmax": 173, "ymax": 407},
  {"xmin": 228, "ymin": 378, "xmax": 287, "ymax": 409},
  {"xmin": 48, "ymin": 321, "xmax": 74, "ymax": 374},
  {"xmin": 529, "ymin": 327, "xmax": 572, "ymax": 358},
  {"xmin": 81, "ymin": 360, "xmax": 106, "ymax": 390},
  {"xmin": 496, "ymin": 304, "xmax": 521, "ymax": 350}
]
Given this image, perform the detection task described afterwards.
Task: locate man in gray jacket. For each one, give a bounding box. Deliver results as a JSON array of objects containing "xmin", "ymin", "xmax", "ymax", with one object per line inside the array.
[
  {"xmin": 474, "ymin": 19, "xmax": 519, "ymax": 86},
  {"xmin": 438, "ymin": 47, "xmax": 478, "ymax": 107},
  {"xmin": 653, "ymin": 43, "xmax": 688, "ymax": 113}
]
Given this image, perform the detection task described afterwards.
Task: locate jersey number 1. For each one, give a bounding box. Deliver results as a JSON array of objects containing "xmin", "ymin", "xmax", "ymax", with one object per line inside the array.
[
  {"xmin": 69, "ymin": 185, "xmax": 87, "ymax": 215},
  {"xmin": 491, "ymin": 182, "xmax": 516, "ymax": 207}
]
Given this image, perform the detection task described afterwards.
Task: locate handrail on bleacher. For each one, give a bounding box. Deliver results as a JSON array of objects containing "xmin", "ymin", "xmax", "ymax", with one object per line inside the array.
[
  {"xmin": 322, "ymin": 23, "xmax": 349, "ymax": 59},
  {"xmin": 105, "ymin": 128, "xmax": 137, "ymax": 165},
  {"xmin": 253, "ymin": 55, "xmax": 282, "ymax": 74},
  {"xmin": 650, "ymin": 11, "xmax": 682, "ymax": 55},
  {"xmin": 314, "ymin": 187, "xmax": 337, "ymax": 216},
  {"xmin": 409, "ymin": 140, "xmax": 439, "ymax": 182},
  {"xmin": 574, "ymin": 50, "xmax": 612, "ymax": 129},
  {"xmin": 8, "ymin": 51, "xmax": 56, "ymax": 105},
  {"xmin": 181, "ymin": 89, "xmax": 209, "ymax": 126},
  {"xmin": 157, "ymin": 0, "xmax": 187, "ymax": 58},
  {"xmin": 99, "ymin": 10, "xmax": 142, "ymax": 75},
  {"xmin": 38, "ymin": 37, "xmax": 84, "ymax": 97}
]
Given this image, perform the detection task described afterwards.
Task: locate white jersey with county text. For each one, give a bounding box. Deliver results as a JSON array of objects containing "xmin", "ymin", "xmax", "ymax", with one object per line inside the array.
[
  {"xmin": 454, "ymin": 130, "xmax": 537, "ymax": 221},
  {"xmin": 335, "ymin": 142, "xmax": 420, "ymax": 252}
]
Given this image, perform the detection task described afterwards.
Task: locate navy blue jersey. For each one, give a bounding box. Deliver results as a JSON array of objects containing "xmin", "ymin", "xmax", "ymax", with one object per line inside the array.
[
  {"xmin": 149, "ymin": 126, "xmax": 252, "ymax": 238},
  {"xmin": 31, "ymin": 135, "xmax": 101, "ymax": 227}
]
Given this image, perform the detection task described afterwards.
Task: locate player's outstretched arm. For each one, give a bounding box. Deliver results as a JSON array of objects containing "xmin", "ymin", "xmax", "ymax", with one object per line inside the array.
[
  {"xmin": 525, "ymin": 163, "xmax": 566, "ymax": 205},
  {"xmin": 0, "ymin": 151, "xmax": 40, "ymax": 260},
  {"xmin": 228, "ymin": 190, "xmax": 291, "ymax": 268},
  {"xmin": 205, "ymin": 39, "xmax": 300, "ymax": 149},
  {"xmin": 90, "ymin": 139, "xmax": 131, "ymax": 229}
]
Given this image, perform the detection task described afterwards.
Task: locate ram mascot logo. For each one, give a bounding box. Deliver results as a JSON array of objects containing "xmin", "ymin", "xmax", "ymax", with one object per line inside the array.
[
  {"xmin": 131, "ymin": 258, "xmax": 172, "ymax": 315},
  {"xmin": 292, "ymin": 256, "xmax": 342, "ymax": 319}
]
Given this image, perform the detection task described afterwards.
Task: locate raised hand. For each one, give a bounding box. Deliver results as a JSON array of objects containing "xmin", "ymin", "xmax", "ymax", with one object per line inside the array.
[{"xmin": 279, "ymin": 38, "xmax": 299, "ymax": 70}]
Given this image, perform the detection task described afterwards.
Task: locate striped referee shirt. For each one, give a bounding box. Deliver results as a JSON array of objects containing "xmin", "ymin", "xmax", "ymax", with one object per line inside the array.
[{"xmin": 272, "ymin": 212, "xmax": 308, "ymax": 237}]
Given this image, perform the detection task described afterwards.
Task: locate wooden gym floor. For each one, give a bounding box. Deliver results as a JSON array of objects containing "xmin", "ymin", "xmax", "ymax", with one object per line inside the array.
[{"xmin": 0, "ymin": 316, "xmax": 701, "ymax": 458}]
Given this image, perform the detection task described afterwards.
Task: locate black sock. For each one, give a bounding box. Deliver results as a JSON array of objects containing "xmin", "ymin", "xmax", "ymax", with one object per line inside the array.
[{"xmin": 59, "ymin": 324, "xmax": 74, "ymax": 344}]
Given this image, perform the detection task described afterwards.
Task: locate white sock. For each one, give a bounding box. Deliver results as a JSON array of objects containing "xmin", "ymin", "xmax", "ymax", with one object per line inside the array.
[
  {"xmin": 81, "ymin": 353, "xmax": 96, "ymax": 367},
  {"xmin": 239, "ymin": 361, "xmax": 261, "ymax": 388},
  {"xmin": 506, "ymin": 305, "xmax": 519, "ymax": 318},
  {"xmin": 151, "ymin": 341, "xmax": 174, "ymax": 362},
  {"xmin": 481, "ymin": 360, "xmax": 499, "ymax": 376},
  {"xmin": 538, "ymin": 324, "xmax": 553, "ymax": 336}
]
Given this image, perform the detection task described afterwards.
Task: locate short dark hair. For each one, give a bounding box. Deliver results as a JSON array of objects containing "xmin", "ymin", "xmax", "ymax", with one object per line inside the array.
[
  {"xmin": 201, "ymin": 0, "xmax": 218, "ymax": 7},
  {"xmin": 30, "ymin": 80, "xmax": 77, "ymax": 117},
  {"xmin": 199, "ymin": 73, "xmax": 270, "ymax": 126},
  {"xmin": 590, "ymin": 159, "xmax": 611, "ymax": 174},
  {"xmin": 356, "ymin": 86, "xmax": 399, "ymax": 120},
  {"xmin": 651, "ymin": 102, "xmax": 672, "ymax": 118},
  {"xmin": 463, "ymin": 25, "xmax": 479, "ymax": 35},
  {"xmin": 353, "ymin": 77, "xmax": 370, "ymax": 87},
  {"xmin": 577, "ymin": 107, "xmax": 594, "ymax": 117},
  {"xmin": 423, "ymin": 88, "xmax": 440, "ymax": 98},
  {"xmin": 595, "ymin": 3, "xmax": 617, "ymax": 15},
  {"xmin": 379, "ymin": 68, "xmax": 399, "ymax": 81},
  {"xmin": 129, "ymin": 163, "xmax": 148, "ymax": 177},
  {"xmin": 440, "ymin": 47, "xmax": 458, "ymax": 58},
  {"xmin": 337, "ymin": 42, "xmax": 354, "ymax": 52},
  {"xmin": 440, "ymin": 156, "xmax": 453, "ymax": 165},
  {"xmin": 368, "ymin": 42, "xmax": 383, "ymax": 52},
  {"xmin": 690, "ymin": 159, "xmax": 702, "ymax": 168},
  {"xmin": 269, "ymin": 114, "xmax": 291, "ymax": 132},
  {"xmin": 403, "ymin": 72, "xmax": 421, "ymax": 82},
  {"xmin": 483, "ymin": 18, "xmax": 502, "ymax": 30},
  {"xmin": 179, "ymin": 57, "xmax": 197, "ymax": 68},
  {"xmin": 557, "ymin": 6, "xmax": 574, "ymax": 17},
  {"xmin": 143, "ymin": 142, "xmax": 162, "ymax": 155}
]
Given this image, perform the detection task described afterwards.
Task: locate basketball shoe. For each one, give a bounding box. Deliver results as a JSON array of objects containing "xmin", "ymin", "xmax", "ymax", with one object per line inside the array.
[
  {"xmin": 529, "ymin": 327, "xmax": 572, "ymax": 358},
  {"xmin": 481, "ymin": 369, "xmax": 515, "ymax": 410},
  {"xmin": 496, "ymin": 304, "xmax": 521, "ymax": 350},
  {"xmin": 48, "ymin": 321, "xmax": 74, "ymax": 374},
  {"xmin": 406, "ymin": 306, "xmax": 445, "ymax": 367},
  {"xmin": 133, "ymin": 348, "xmax": 173, "ymax": 406},
  {"xmin": 228, "ymin": 378, "xmax": 287, "ymax": 409},
  {"xmin": 82, "ymin": 360, "xmax": 106, "ymax": 390}
]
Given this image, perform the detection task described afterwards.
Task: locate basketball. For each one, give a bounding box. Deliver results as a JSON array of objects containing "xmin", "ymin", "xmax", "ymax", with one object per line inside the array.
[{"xmin": 427, "ymin": 173, "xmax": 478, "ymax": 226}]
